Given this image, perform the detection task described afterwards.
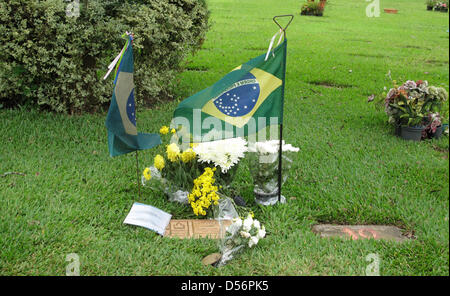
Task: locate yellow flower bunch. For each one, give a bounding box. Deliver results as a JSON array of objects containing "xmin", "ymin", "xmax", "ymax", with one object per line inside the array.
[
  {"xmin": 143, "ymin": 167, "xmax": 152, "ymax": 180},
  {"xmin": 180, "ymin": 148, "xmax": 196, "ymax": 163},
  {"xmin": 154, "ymin": 154, "xmax": 165, "ymax": 170},
  {"xmin": 159, "ymin": 126, "xmax": 169, "ymax": 135},
  {"xmin": 188, "ymin": 167, "xmax": 220, "ymax": 216},
  {"xmin": 166, "ymin": 143, "xmax": 180, "ymax": 162}
]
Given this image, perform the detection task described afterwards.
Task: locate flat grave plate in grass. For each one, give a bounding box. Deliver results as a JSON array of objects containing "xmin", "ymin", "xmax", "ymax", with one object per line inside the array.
[
  {"xmin": 164, "ymin": 219, "xmax": 232, "ymax": 239},
  {"xmin": 312, "ymin": 224, "xmax": 409, "ymax": 242}
]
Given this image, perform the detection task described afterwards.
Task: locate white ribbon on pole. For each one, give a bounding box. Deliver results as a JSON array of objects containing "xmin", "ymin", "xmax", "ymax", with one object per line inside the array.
[
  {"xmin": 103, "ymin": 47, "xmax": 125, "ymax": 80},
  {"xmin": 264, "ymin": 29, "xmax": 284, "ymax": 61},
  {"xmin": 103, "ymin": 31, "xmax": 132, "ymax": 80}
]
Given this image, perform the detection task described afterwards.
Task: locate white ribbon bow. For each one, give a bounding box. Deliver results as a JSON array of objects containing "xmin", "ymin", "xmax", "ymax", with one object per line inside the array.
[{"xmin": 264, "ymin": 29, "xmax": 284, "ymax": 61}]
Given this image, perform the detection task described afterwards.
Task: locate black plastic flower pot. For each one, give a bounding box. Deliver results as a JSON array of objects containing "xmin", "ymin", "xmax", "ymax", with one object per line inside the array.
[
  {"xmin": 400, "ymin": 126, "xmax": 425, "ymax": 141},
  {"xmin": 427, "ymin": 6, "xmax": 433, "ymax": 10},
  {"xmin": 301, "ymin": 11, "xmax": 314, "ymax": 16},
  {"xmin": 394, "ymin": 124, "xmax": 402, "ymax": 137},
  {"xmin": 441, "ymin": 8, "xmax": 448, "ymax": 12},
  {"xmin": 431, "ymin": 125, "xmax": 444, "ymax": 139}
]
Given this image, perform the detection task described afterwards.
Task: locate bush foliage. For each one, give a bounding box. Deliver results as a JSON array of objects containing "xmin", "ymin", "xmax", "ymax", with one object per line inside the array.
[{"xmin": 0, "ymin": 0, "xmax": 209, "ymax": 113}]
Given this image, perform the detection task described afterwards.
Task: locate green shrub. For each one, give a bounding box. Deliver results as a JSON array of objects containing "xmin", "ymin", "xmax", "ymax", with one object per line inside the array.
[{"xmin": 0, "ymin": 0, "xmax": 209, "ymax": 113}]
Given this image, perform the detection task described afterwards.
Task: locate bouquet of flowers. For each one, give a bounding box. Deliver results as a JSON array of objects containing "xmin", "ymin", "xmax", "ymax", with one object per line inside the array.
[
  {"xmin": 193, "ymin": 137, "xmax": 248, "ymax": 196},
  {"xmin": 188, "ymin": 167, "xmax": 220, "ymax": 216},
  {"xmin": 247, "ymin": 140, "xmax": 299, "ymax": 205},
  {"xmin": 142, "ymin": 125, "xmax": 200, "ymax": 204},
  {"xmin": 142, "ymin": 125, "xmax": 249, "ymax": 216},
  {"xmin": 216, "ymin": 214, "xmax": 266, "ymax": 267}
]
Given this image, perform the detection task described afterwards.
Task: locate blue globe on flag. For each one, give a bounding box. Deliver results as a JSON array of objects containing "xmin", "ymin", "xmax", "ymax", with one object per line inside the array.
[{"xmin": 213, "ymin": 72, "xmax": 260, "ymax": 117}]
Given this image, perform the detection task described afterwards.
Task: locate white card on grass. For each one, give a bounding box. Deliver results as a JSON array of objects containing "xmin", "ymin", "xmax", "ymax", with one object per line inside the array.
[{"xmin": 123, "ymin": 202, "xmax": 172, "ymax": 236}]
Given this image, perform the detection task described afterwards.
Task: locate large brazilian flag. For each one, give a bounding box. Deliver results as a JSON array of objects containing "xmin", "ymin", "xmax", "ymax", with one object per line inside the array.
[
  {"xmin": 105, "ymin": 35, "xmax": 161, "ymax": 157},
  {"xmin": 173, "ymin": 39, "xmax": 287, "ymax": 140}
]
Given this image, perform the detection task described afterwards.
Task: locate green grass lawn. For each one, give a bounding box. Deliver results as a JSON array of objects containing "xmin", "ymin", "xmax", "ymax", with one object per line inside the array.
[{"xmin": 0, "ymin": 0, "xmax": 449, "ymax": 275}]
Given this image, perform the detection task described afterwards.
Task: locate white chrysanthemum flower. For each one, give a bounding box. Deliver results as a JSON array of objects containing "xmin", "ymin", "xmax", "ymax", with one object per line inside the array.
[
  {"xmin": 226, "ymin": 222, "xmax": 241, "ymax": 236},
  {"xmin": 257, "ymin": 226, "xmax": 266, "ymax": 239},
  {"xmin": 193, "ymin": 137, "xmax": 248, "ymax": 173},
  {"xmin": 232, "ymin": 217, "xmax": 242, "ymax": 228},
  {"xmin": 248, "ymin": 140, "xmax": 299, "ymax": 154},
  {"xmin": 282, "ymin": 143, "xmax": 300, "ymax": 152},
  {"xmin": 240, "ymin": 231, "xmax": 251, "ymax": 238},
  {"xmin": 253, "ymin": 219, "xmax": 261, "ymax": 230},
  {"xmin": 242, "ymin": 216, "xmax": 253, "ymax": 232},
  {"xmin": 248, "ymin": 236, "xmax": 259, "ymax": 248}
]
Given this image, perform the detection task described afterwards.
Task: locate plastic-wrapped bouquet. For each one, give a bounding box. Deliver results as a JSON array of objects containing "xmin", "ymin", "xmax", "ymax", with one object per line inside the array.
[
  {"xmin": 142, "ymin": 127, "xmax": 249, "ymax": 207},
  {"xmin": 141, "ymin": 125, "xmax": 201, "ymax": 204},
  {"xmin": 216, "ymin": 214, "xmax": 266, "ymax": 267},
  {"xmin": 193, "ymin": 137, "xmax": 248, "ymax": 196},
  {"xmin": 247, "ymin": 140, "xmax": 299, "ymax": 205}
]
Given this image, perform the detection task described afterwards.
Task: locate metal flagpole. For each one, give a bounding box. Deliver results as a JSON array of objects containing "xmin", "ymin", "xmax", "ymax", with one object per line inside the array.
[
  {"xmin": 129, "ymin": 31, "xmax": 141, "ymax": 202},
  {"xmin": 272, "ymin": 15, "xmax": 293, "ymax": 204},
  {"xmin": 136, "ymin": 151, "xmax": 141, "ymax": 201}
]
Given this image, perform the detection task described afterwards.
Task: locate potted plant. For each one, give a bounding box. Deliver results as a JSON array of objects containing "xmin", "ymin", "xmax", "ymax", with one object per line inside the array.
[
  {"xmin": 434, "ymin": 1, "xmax": 449, "ymax": 11},
  {"xmin": 318, "ymin": 0, "xmax": 327, "ymax": 14},
  {"xmin": 383, "ymin": 80, "xmax": 448, "ymax": 141},
  {"xmin": 423, "ymin": 94, "xmax": 449, "ymax": 139},
  {"xmin": 300, "ymin": 0, "xmax": 324, "ymax": 16},
  {"xmin": 423, "ymin": 113, "xmax": 444, "ymax": 139},
  {"xmin": 434, "ymin": 1, "xmax": 441, "ymax": 10},
  {"xmin": 426, "ymin": 0, "xmax": 436, "ymax": 10}
]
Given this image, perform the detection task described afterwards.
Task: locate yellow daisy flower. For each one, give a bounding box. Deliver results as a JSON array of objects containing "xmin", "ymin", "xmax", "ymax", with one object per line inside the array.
[
  {"xmin": 159, "ymin": 126, "xmax": 169, "ymax": 135},
  {"xmin": 188, "ymin": 167, "xmax": 220, "ymax": 217},
  {"xmin": 154, "ymin": 154, "xmax": 165, "ymax": 170},
  {"xmin": 180, "ymin": 148, "xmax": 196, "ymax": 163},
  {"xmin": 166, "ymin": 143, "xmax": 180, "ymax": 162},
  {"xmin": 143, "ymin": 167, "xmax": 151, "ymax": 181}
]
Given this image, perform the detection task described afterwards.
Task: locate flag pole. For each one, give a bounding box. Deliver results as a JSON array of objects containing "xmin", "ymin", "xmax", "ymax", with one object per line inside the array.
[
  {"xmin": 136, "ymin": 151, "xmax": 141, "ymax": 201},
  {"xmin": 273, "ymin": 15, "xmax": 293, "ymax": 204},
  {"xmin": 130, "ymin": 32, "xmax": 141, "ymax": 202}
]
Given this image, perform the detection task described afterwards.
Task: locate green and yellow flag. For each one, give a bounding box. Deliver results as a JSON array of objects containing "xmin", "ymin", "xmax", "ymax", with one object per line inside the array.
[
  {"xmin": 173, "ymin": 39, "xmax": 287, "ymax": 140},
  {"xmin": 105, "ymin": 34, "xmax": 161, "ymax": 157}
]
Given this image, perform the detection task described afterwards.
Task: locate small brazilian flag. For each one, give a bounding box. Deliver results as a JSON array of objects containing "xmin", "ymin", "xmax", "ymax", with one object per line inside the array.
[
  {"xmin": 105, "ymin": 35, "xmax": 161, "ymax": 157},
  {"xmin": 173, "ymin": 39, "xmax": 287, "ymax": 139}
]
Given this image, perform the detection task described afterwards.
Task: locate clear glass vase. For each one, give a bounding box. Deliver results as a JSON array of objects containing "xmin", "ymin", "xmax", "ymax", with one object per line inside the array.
[{"xmin": 248, "ymin": 151, "xmax": 294, "ymax": 205}]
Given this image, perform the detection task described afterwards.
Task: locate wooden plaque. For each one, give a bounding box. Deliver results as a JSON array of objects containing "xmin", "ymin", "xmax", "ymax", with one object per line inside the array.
[{"xmin": 164, "ymin": 219, "xmax": 232, "ymax": 239}]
